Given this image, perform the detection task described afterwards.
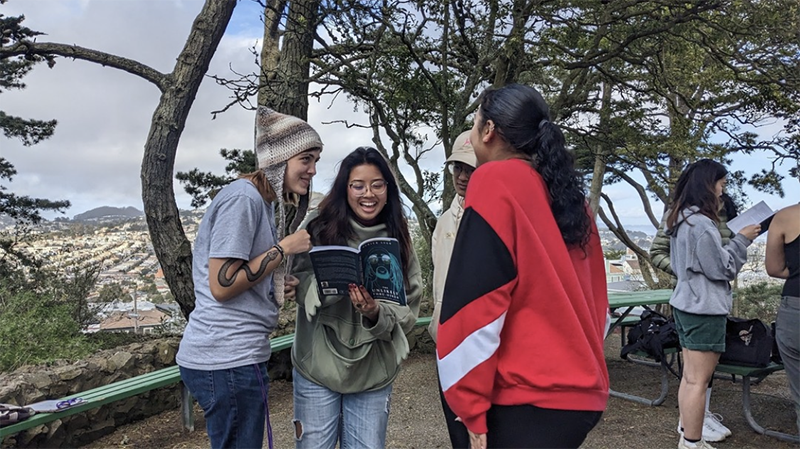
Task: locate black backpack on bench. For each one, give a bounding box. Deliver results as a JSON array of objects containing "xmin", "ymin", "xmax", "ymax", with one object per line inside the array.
[{"xmin": 620, "ymin": 307, "xmax": 681, "ymax": 372}]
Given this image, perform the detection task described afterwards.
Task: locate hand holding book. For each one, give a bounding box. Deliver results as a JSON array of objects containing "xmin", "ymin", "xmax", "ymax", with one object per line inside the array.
[
  {"xmin": 309, "ymin": 237, "xmax": 407, "ymax": 306},
  {"xmin": 727, "ymin": 200, "xmax": 774, "ymax": 236},
  {"xmin": 737, "ymin": 223, "xmax": 762, "ymax": 241},
  {"xmin": 349, "ymin": 283, "xmax": 380, "ymax": 321}
]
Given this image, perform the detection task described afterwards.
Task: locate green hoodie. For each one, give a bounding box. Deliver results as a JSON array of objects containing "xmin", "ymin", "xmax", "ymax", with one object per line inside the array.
[{"xmin": 291, "ymin": 210, "xmax": 423, "ymax": 394}]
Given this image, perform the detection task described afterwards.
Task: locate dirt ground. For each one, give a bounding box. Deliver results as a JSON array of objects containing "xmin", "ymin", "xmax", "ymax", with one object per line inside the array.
[{"xmin": 82, "ymin": 334, "xmax": 798, "ymax": 449}]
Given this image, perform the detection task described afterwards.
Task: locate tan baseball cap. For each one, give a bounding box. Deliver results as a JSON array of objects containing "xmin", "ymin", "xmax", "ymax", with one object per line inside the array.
[{"xmin": 445, "ymin": 131, "xmax": 477, "ymax": 168}]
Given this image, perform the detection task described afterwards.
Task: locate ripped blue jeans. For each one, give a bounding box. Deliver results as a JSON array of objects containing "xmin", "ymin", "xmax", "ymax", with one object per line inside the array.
[{"xmin": 292, "ymin": 368, "xmax": 392, "ymax": 449}]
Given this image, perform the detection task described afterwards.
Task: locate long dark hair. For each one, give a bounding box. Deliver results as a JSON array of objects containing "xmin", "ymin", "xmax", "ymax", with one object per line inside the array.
[
  {"xmin": 477, "ymin": 83, "xmax": 591, "ymax": 248},
  {"xmin": 307, "ymin": 147, "xmax": 413, "ymax": 275},
  {"xmin": 666, "ymin": 159, "xmax": 728, "ymax": 229}
]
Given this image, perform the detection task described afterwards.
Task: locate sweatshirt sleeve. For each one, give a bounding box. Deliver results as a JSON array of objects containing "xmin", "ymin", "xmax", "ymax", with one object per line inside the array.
[
  {"xmin": 691, "ymin": 229, "xmax": 751, "ymax": 281},
  {"xmin": 436, "ymin": 176, "xmax": 517, "ymax": 434}
]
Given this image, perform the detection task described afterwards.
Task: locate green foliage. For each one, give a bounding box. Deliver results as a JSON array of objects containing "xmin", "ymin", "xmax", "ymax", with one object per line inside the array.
[
  {"xmin": 604, "ymin": 249, "xmax": 626, "ymax": 260},
  {"xmin": 97, "ymin": 281, "xmax": 124, "ymax": 302},
  {"xmin": 140, "ymin": 277, "xmax": 160, "ymax": 296},
  {"xmin": 55, "ymin": 265, "xmax": 101, "ymax": 327},
  {"xmin": 0, "ymin": 289, "xmax": 94, "ymax": 372},
  {"xmin": 85, "ymin": 331, "xmax": 151, "ymax": 351},
  {"xmin": 1, "ymin": 14, "xmax": 57, "ymax": 146},
  {"xmin": 1, "ymin": 13, "xmax": 70, "ymax": 278},
  {"xmin": 0, "ymin": 260, "xmax": 147, "ymax": 372},
  {"xmin": 0, "ymin": 158, "xmax": 70, "ymax": 226},
  {"xmin": 733, "ymin": 281, "xmax": 783, "ymax": 324}
]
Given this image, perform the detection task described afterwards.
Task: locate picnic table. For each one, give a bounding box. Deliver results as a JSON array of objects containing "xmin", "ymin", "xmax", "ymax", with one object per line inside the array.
[
  {"xmin": 606, "ymin": 288, "xmax": 672, "ymax": 338},
  {"xmin": 606, "ymin": 289, "xmax": 674, "ymax": 406},
  {"xmin": 604, "ymin": 289, "xmax": 798, "ymax": 443}
]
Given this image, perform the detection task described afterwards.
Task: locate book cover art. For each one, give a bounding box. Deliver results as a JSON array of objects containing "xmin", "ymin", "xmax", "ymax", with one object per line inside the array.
[
  {"xmin": 309, "ymin": 237, "xmax": 407, "ymax": 306},
  {"xmin": 360, "ymin": 239, "xmax": 406, "ymax": 306}
]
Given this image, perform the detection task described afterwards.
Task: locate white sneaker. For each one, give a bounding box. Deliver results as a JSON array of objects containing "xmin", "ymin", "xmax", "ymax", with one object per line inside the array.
[
  {"xmin": 704, "ymin": 412, "xmax": 732, "ymax": 438},
  {"xmin": 678, "ymin": 437, "xmax": 717, "ymax": 449},
  {"xmin": 677, "ymin": 418, "xmax": 727, "ymax": 442}
]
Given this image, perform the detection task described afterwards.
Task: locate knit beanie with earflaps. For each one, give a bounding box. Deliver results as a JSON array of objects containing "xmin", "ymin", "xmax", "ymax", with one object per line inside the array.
[{"xmin": 255, "ymin": 106, "xmax": 323, "ymax": 306}]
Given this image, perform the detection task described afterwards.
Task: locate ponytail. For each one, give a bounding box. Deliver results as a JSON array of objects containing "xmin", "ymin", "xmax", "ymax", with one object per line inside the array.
[
  {"xmin": 534, "ymin": 121, "xmax": 591, "ymax": 248},
  {"xmin": 477, "ymin": 84, "xmax": 592, "ymax": 249}
]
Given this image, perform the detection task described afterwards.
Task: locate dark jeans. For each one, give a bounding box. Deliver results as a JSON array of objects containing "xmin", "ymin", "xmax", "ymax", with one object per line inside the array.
[
  {"xmin": 485, "ymin": 404, "xmax": 603, "ymax": 448},
  {"xmin": 437, "ymin": 373, "xmax": 470, "ymax": 449},
  {"xmin": 180, "ymin": 363, "xmax": 269, "ymax": 449}
]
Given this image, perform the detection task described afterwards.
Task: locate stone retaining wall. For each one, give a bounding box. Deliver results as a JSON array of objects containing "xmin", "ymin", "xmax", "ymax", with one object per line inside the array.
[{"xmin": 0, "ymin": 338, "xmax": 181, "ymax": 448}]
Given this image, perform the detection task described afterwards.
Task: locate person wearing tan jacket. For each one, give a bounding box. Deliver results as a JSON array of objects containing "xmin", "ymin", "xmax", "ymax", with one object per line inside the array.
[{"xmin": 430, "ymin": 130, "xmax": 476, "ymax": 448}]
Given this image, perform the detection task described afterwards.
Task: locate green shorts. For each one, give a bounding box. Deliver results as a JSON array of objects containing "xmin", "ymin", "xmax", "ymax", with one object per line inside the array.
[{"xmin": 672, "ymin": 308, "xmax": 726, "ymax": 353}]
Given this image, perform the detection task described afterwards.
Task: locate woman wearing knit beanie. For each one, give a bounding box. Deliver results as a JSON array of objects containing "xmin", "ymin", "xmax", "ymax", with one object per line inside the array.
[
  {"xmin": 289, "ymin": 147, "xmax": 423, "ymax": 449},
  {"xmin": 176, "ymin": 106, "xmax": 323, "ymax": 449}
]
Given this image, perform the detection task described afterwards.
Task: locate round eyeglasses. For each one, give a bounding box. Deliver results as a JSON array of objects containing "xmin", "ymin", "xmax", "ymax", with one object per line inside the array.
[{"xmin": 349, "ymin": 180, "xmax": 388, "ymax": 197}]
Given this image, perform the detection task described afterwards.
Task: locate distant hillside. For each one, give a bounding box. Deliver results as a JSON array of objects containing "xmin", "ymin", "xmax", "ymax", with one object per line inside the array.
[{"xmin": 73, "ymin": 206, "xmax": 144, "ymax": 222}]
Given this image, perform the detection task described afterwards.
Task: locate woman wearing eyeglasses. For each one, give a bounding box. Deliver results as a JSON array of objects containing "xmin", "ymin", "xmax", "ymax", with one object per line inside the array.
[{"xmin": 289, "ymin": 147, "xmax": 422, "ymax": 449}]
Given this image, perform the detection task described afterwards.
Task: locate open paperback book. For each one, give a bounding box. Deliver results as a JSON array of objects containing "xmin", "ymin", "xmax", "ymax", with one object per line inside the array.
[
  {"xmin": 309, "ymin": 237, "xmax": 407, "ymax": 306},
  {"xmin": 727, "ymin": 200, "xmax": 774, "ymax": 236}
]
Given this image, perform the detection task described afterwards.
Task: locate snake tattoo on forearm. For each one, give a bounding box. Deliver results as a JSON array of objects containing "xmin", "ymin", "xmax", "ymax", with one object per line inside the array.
[{"xmin": 217, "ymin": 249, "xmax": 280, "ymax": 287}]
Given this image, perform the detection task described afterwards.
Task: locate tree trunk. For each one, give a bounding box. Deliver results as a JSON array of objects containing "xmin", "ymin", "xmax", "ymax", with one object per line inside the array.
[
  {"xmin": 258, "ymin": 0, "xmax": 288, "ymax": 109},
  {"xmin": 259, "ymin": 0, "xmax": 319, "ymax": 117},
  {"xmin": 588, "ymin": 82, "xmax": 612, "ymax": 219},
  {"xmin": 141, "ymin": 0, "xmax": 237, "ymax": 318}
]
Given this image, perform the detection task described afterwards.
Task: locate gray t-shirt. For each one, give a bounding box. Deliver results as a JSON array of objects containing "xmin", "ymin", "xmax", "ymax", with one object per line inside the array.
[{"xmin": 176, "ymin": 179, "xmax": 279, "ymax": 370}]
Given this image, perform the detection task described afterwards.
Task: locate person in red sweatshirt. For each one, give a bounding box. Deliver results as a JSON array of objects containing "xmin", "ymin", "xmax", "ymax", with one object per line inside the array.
[{"xmin": 436, "ymin": 84, "xmax": 609, "ymax": 449}]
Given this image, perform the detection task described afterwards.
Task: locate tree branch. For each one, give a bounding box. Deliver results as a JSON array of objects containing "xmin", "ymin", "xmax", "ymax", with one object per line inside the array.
[
  {"xmin": 1, "ymin": 42, "xmax": 170, "ymax": 91},
  {"xmin": 607, "ymin": 166, "xmax": 660, "ymax": 227}
]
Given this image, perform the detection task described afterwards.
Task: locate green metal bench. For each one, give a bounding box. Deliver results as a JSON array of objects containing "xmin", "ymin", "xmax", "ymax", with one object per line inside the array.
[
  {"xmin": 0, "ymin": 365, "xmax": 183, "ymax": 439},
  {"xmin": 714, "ymin": 362, "xmax": 798, "ymax": 444},
  {"xmin": 611, "ymin": 348, "xmax": 798, "ymax": 444},
  {"xmin": 1, "ymin": 317, "xmax": 432, "ymax": 440},
  {"xmin": 610, "ymin": 346, "xmax": 682, "ymax": 406}
]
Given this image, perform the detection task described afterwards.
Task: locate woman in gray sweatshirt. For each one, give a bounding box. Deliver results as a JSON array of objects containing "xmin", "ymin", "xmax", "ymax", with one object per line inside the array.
[{"xmin": 665, "ymin": 159, "xmax": 761, "ymax": 449}]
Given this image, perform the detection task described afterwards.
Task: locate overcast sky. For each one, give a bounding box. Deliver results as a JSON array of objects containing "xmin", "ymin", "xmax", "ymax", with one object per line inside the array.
[{"xmin": 3, "ymin": 0, "xmax": 797, "ymax": 230}]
